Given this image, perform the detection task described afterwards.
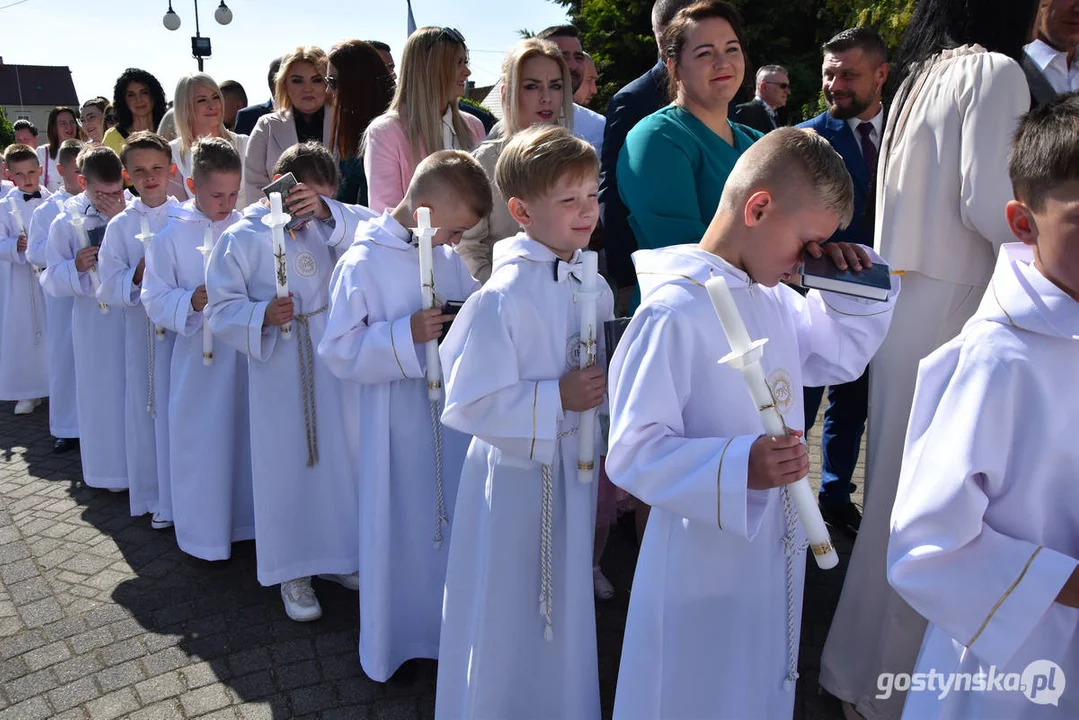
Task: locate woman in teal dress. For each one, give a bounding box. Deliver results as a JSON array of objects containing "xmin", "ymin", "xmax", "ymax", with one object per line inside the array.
[{"xmin": 617, "ymin": 1, "xmax": 761, "ymax": 257}]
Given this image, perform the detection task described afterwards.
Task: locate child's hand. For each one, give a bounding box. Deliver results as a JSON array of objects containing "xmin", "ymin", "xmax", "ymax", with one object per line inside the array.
[
  {"xmin": 264, "ymin": 295, "xmax": 294, "ymax": 327},
  {"xmin": 190, "ymin": 285, "xmax": 208, "ymax": 312},
  {"xmin": 75, "ymin": 246, "xmax": 99, "ymax": 272},
  {"xmin": 559, "ymin": 365, "xmax": 606, "ymax": 412},
  {"xmin": 16, "ymin": 233, "xmax": 27, "ymax": 253},
  {"xmin": 411, "ymin": 307, "xmax": 448, "ymax": 343},
  {"xmin": 284, "ymin": 183, "xmax": 330, "ymax": 222},
  {"xmin": 96, "ymin": 192, "xmax": 126, "ymax": 220},
  {"xmin": 805, "ymin": 241, "xmax": 872, "ymax": 272},
  {"xmin": 133, "ymin": 257, "xmax": 145, "ymax": 286},
  {"xmin": 747, "ymin": 430, "xmax": 808, "ymax": 490}
]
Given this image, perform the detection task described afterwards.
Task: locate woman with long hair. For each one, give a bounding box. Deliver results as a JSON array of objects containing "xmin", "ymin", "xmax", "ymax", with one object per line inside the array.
[
  {"xmin": 36, "ymin": 107, "xmax": 80, "ymax": 192},
  {"xmin": 819, "ymin": 2, "xmax": 1038, "ymax": 719},
  {"xmin": 244, "ymin": 46, "xmax": 334, "ymax": 202},
  {"xmin": 455, "ymin": 38, "xmax": 573, "ymax": 282},
  {"xmin": 102, "ymin": 68, "xmax": 168, "ymax": 155},
  {"xmin": 168, "ymin": 73, "xmax": 250, "ymax": 207},
  {"xmin": 362, "ymin": 26, "xmax": 485, "ymax": 212},
  {"xmin": 79, "ymin": 97, "xmax": 110, "ymax": 145},
  {"xmin": 327, "ymin": 40, "xmax": 394, "ymax": 204}
]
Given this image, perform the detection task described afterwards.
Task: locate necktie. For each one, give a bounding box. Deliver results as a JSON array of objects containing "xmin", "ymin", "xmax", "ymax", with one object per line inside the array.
[
  {"xmin": 554, "ymin": 258, "xmax": 583, "ymax": 283},
  {"xmin": 857, "ymin": 122, "xmax": 878, "ymax": 180},
  {"xmin": 23, "ymin": 191, "xmax": 41, "ymax": 201}
]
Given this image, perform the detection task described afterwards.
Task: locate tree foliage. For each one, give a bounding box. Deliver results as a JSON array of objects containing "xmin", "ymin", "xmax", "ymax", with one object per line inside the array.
[
  {"xmin": 0, "ymin": 108, "xmax": 14, "ymax": 150},
  {"xmin": 550, "ymin": 0, "xmax": 915, "ymax": 121}
]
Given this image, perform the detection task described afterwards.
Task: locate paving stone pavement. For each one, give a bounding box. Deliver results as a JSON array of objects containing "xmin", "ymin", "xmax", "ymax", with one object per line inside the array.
[{"xmin": 0, "ymin": 398, "xmax": 863, "ymax": 719}]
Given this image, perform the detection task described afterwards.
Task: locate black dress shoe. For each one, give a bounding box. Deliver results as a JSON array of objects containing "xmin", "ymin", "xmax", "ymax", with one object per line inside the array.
[
  {"xmin": 819, "ymin": 500, "xmax": 861, "ymax": 536},
  {"xmin": 52, "ymin": 437, "xmax": 78, "ymax": 455}
]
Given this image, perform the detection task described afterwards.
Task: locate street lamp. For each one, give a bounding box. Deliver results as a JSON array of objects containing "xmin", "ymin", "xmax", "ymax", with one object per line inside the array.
[{"xmin": 162, "ymin": 1, "xmax": 234, "ymax": 72}]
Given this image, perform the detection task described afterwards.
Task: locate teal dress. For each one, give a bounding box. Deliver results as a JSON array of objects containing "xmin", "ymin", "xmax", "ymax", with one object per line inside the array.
[{"xmin": 617, "ymin": 105, "xmax": 762, "ymax": 254}]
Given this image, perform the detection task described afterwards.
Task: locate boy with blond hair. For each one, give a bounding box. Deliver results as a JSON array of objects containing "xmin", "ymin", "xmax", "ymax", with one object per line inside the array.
[
  {"xmin": 435, "ymin": 126, "xmax": 613, "ymax": 719},
  {"xmin": 320, "ymin": 149, "xmax": 490, "ymax": 679},
  {"xmin": 887, "ymin": 92, "xmax": 1079, "ymax": 720},
  {"xmin": 0, "ymin": 143, "xmax": 50, "ymax": 414},
  {"xmin": 606, "ymin": 127, "xmax": 898, "ymax": 720}
]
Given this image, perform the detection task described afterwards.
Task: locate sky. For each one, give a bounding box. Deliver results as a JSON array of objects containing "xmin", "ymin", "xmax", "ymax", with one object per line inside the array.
[{"xmin": 0, "ymin": 0, "xmax": 569, "ymax": 106}]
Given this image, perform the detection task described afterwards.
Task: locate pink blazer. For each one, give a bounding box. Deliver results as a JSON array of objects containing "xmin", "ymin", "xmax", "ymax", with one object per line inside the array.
[{"xmin": 363, "ymin": 112, "xmax": 486, "ymax": 213}]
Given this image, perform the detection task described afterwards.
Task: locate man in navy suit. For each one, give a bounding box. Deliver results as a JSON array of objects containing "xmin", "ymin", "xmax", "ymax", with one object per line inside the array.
[
  {"xmin": 600, "ymin": 0, "xmax": 695, "ymax": 311},
  {"xmin": 797, "ymin": 27, "xmax": 889, "ymax": 535},
  {"xmin": 234, "ymin": 57, "xmax": 282, "ymax": 136}
]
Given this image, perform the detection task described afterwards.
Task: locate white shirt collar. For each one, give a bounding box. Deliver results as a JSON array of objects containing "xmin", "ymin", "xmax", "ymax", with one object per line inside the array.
[
  {"xmin": 1025, "ymin": 39, "xmax": 1079, "ymax": 94},
  {"xmin": 846, "ymin": 104, "xmax": 884, "ymax": 149},
  {"xmin": 754, "ymin": 94, "xmax": 777, "ymax": 115}
]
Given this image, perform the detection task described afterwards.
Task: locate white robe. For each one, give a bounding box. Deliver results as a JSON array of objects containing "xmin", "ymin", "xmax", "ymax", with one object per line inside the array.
[
  {"xmin": 823, "ymin": 47, "xmax": 1029, "ymax": 719},
  {"xmin": 318, "ymin": 210, "xmax": 477, "ymax": 682},
  {"xmin": 207, "ymin": 201, "xmax": 361, "ymax": 586},
  {"xmin": 168, "ymin": 134, "xmax": 251, "ymax": 210},
  {"xmin": 99, "ymin": 198, "xmax": 179, "ymax": 517},
  {"xmin": 435, "ymin": 234, "xmax": 613, "ymax": 720},
  {"xmin": 888, "ymin": 245, "xmax": 1079, "ymax": 720},
  {"xmin": 41, "ymin": 195, "xmax": 127, "ymax": 489},
  {"xmin": 606, "ymin": 245, "xmax": 898, "ymax": 720},
  {"xmin": 28, "ymin": 190, "xmax": 78, "ymax": 437},
  {"xmin": 0, "ymin": 189, "xmax": 51, "ymax": 400},
  {"xmin": 142, "ymin": 200, "xmax": 254, "ymax": 560}
]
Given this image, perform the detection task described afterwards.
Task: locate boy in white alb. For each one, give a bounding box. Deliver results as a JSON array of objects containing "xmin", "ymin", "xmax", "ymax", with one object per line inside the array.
[
  {"xmin": 99, "ymin": 132, "xmax": 179, "ymax": 523},
  {"xmin": 887, "ymin": 93, "xmax": 1079, "ymax": 720},
  {"xmin": 435, "ymin": 126, "xmax": 613, "ymax": 720},
  {"xmin": 0, "ymin": 144, "xmax": 50, "ymax": 414},
  {"xmin": 143, "ymin": 137, "xmax": 254, "ymax": 561},
  {"xmin": 207, "ymin": 142, "xmax": 368, "ymax": 622},
  {"xmin": 606, "ymin": 128, "xmax": 898, "ymax": 720},
  {"xmin": 319, "ymin": 150, "xmax": 490, "ymax": 680},
  {"xmin": 27, "ymin": 139, "xmax": 83, "ymax": 452},
  {"xmin": 41, "ymin": 146, "xmax": 129, "ymax": 490}
]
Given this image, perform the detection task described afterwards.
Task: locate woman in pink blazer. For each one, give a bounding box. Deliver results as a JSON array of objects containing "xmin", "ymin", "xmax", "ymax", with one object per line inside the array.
[
  {"xmin": 244, "ymin": 46, "xmax": 335, "ymax": 202},
  {"xmin": 362, "ymin": 27, "xmax": 485, "ymax": 213}
]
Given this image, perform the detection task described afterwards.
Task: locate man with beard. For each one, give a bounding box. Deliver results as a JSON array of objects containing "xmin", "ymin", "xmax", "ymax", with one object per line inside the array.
[
  {"xmin": 796, "ymin": 27, "xmax": 889, "ymax": 536},
  {"xmin": 1022, "ymin": 0, "xmax": 1079, "ymax": 106},
  {"xmin": 537, "ymin": 25, "xmax": 606, "ymax": 153}
]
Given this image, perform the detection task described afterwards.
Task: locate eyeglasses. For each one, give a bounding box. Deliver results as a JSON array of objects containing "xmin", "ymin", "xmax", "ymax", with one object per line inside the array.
[
  {"xmin": 326, "ymin": 75, "xmax": 338, "ymax": 90},
  {"xmin": 765, "ymin": 81, "xmax": 791, "ymax": 90}
]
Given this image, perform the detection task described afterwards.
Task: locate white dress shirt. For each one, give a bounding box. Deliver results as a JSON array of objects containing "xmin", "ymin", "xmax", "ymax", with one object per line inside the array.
[
  {"xmin": 1024, "ymin": 39, "xmax": 1079, "ymax": 94},
  {"xmin": 846, "ymin": 104, "xmax": 884, "ymax": 155}
]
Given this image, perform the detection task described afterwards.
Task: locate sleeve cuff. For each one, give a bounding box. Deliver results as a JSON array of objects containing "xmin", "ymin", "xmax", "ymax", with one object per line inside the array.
[
  {"xmin": 247, "ymin": 300, "xmax": 273, "ymax": 361},
  {"xmin": 123, "ymin": 267, "xmax": 140, "ymax": 306},
  {"xmin": 529, "ymin": 379, "xmax": 566, "ymax": 466},
  {"xmin": 716, "ymin": 434, "xmax": 757, "ymax": 539},
  {"xmin": 968, "ymin": 546, "xmax": 1078, "ymax": 667},
  {"xmin": 389, "ymin": 315, "xmax": 423, "ymax": 379}
]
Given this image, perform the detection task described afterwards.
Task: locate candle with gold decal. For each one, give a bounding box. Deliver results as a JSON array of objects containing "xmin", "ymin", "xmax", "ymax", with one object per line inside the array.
[
  {"xmin": 262, "ymin": 192, "xmax": 292, "ymax": 340},
  {"xmin": 197, "ymin": 225, "xmax": 215, "ymax": 366},
  {"xmin": 135, "ymin": 216, "xmax": 166, "ymax": 340},
  {"xmin": 576, "ymin": 250, "xmax": 599, "ymax": 483},
  {"xmin": 69, "ymin": 215, "xmax": 109, "ymax": 314},
  {"xmin": 415, "ymin": 207, "xmax": 441, "ymax": 402}
]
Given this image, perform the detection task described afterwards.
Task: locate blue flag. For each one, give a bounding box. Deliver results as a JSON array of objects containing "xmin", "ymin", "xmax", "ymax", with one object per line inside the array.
[{"xmin": 407, "ymin": 0, "xmax": 417, "ymax": 36}]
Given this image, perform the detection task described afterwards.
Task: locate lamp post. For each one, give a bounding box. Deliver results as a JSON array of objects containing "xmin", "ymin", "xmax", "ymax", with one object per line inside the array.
[{"xmin": 163, "ymin": 1, "xmax": 233, "ymax": 72}]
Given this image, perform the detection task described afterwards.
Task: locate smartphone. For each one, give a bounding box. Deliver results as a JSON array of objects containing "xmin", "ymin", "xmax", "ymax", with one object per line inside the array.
[
  {"xmin": 439, "ymin": 300, "xmax": 466, "ymax": 343},
  {"xmin": 262, "ymin": 172, "xmax": 314, "ymax": 231}
]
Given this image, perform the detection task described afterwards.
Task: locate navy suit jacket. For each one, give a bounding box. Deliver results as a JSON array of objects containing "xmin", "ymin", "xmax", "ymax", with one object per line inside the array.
[
  {"xmin": 599, "ymin": 61, "xmax": 669, "ymax": 289},
  {"xmin": 732, "ymin": 97, "xmax": 777, "ymax": 135},
  {"xmin": 797, "ymin": 111, "xmax": 874, "ymax": 247},
  {"xmin": 233, "ymin": 100, "xmax": 274, "ymax": 137}
]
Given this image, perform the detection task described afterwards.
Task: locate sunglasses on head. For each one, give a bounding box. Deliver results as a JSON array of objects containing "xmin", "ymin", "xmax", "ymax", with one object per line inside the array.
[
  {"xmin": 439, "ymin": 27, "xmax": 465, "ymax": 45},
  {"xmin": 326, "ymin": 75, "xmax": 338, "ymax": 90}
]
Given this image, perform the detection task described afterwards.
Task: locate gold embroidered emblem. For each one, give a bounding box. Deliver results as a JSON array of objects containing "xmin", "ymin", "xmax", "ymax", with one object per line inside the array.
[
  {"xmin": 294, "ymin": 250, "xmax": 318, "ymax": 278},
  {"xmin": 767, "ymin": 368, "xmax": 795, "ymax": 416},
  {"xmin": 566, "ymin": 332, "xmax": 581, "ymax": 371}
]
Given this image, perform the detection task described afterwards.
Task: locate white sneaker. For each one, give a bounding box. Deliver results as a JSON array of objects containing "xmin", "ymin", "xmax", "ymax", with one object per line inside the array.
[
  {"xmin": 281, "ymin": 577, "xmax": 322, "ymax": 622},
  {"xmin": 150, "ymin": 514, "xmax": 173, "ymax": 530},
  {"xmin": 317, "ymin": 572, "xmax": 360, "ymax": 591},
  {"xmin": 593, "ymin": 566, "xmax": 615, "ymax": 601},
  {"xmin": 13, "ymin": 399, "xmax": 39, "ymax": 415}
]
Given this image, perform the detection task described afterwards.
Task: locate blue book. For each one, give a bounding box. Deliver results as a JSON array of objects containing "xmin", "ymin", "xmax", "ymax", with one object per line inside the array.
[{"xmin": 800, "ymin": 250, "xmax": 891, "ymax": 301}]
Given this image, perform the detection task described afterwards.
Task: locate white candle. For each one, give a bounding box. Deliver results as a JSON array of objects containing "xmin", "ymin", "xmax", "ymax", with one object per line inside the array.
[
  {"xmin": 198, "ymin": 226, "xmax": 214, "ymax": 366},
  {"xmin": 415, "ymin": 207, "xmax": 441, "ymax": 402},
  {"xmin": 576, "ymin": 250, "xmax": 599, "ymax": 483},
  {"xmin": 70, "ymin": 216, "xmax": 108, "ymax": 314},
  {"xmin": 704, "ymin": 276, "xmax": 839, "ymax": 570},
  {"xmin": 134, "ymin": 216, "xmax": 165, "ymax": 340},
  {"xmin": 8, "ymin": 197, "xmax": 24, "ymax": 237},
  {"xmin": 262, "ymin": 192, "xmax": 292, "ymax": 340}
]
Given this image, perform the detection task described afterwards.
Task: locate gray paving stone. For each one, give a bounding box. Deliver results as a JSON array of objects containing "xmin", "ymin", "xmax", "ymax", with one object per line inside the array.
[
  {"xmin": 142, "ymin": 646, "xmax": 189, "ymax": 677},
  {"xmin": 69, "ymin": 626, "xmax": 113, "ymax": 654},
  {"xmin": 96, "ymin": 658, "xmax": 147, "ymax": 693},
  {"xmin": 18, "ymin": 597, "xmax": 63, "ymax": 627},
  {"xmin": 134, "ymin": 669, "xmax": 185, "ymax": 705},
  {"xmin": 277, "ymin": 659, "xmax": 321, "ymax": 691},
  {"xmin": 53, "ymin": 652, "xmax": 104, "ymax": 683},
  {"xmin": 3, "ymin": 666, "xmax": 60, "ymax": 703},
  {"xmin": 228, "ymin": 670, "xmax": 275, "ymax": 701},
  {"xmin": 0, "ymin": 629, "xmax": 44, "ymax": 660},
  {"xmin": 85, "ymin": 687, "xmax": 140, "ymax": 720},
  {"xmin": 179, "ymin": 684, "xmax": 231, "ymax": 716},
  {"xmin": 125, "ymin": 700, "xmax": 183, "ymax": 720},
  {"xmin": 21, "ymin": 639, "xmax": 72, "ymax": 671},
  {"xmin": 289, "ymin": 682, "xmax": 338, "ymax": 714},
  {"xmin": 98, "ymin": 636, "xmax": 148, "ymax": 666},
  {"xmin": 47, "ymin": 675, "xmax": 100, "ymax": 712},
  {"xmin": 182, "ymin": 661, "xmax": 219, "ymax": 690},
  {"xmin": 227, "ymin": 647, "xmax": 271, "ymax": 676},
  {"xmin": 0, "ymin": 695, "xmax": 51, "ymax": 720}
]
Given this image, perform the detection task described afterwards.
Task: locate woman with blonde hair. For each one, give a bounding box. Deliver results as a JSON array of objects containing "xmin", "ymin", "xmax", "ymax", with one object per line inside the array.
[
  {"xmin": 244, "ymin": 46, "xmax": 333, "ymax": 201},
  {"xmin": 168, "ymin": 73, "xmax": 250, "ymax": 206},
  {"xmin": 455, "ymin": 38, "xmax": 572, "ymax": 282},
  {"xmin": 362, "ymin": 26, "xmax": 485, "ymax": 212}
]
